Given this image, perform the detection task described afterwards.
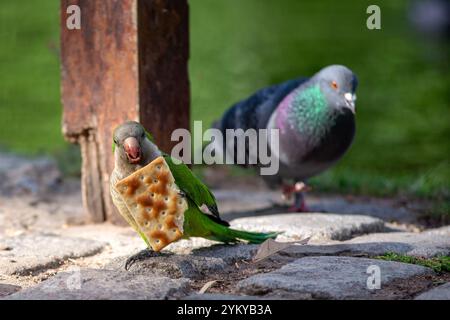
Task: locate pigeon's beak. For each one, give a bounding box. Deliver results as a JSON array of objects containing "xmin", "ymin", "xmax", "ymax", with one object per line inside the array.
[
  {"xmin": 123, "ymin": 137, "xmax": 141, "ymax": 164},
  {"xmin": 344, "ymin": 92, "xmax": 357, "ymax": 114}
]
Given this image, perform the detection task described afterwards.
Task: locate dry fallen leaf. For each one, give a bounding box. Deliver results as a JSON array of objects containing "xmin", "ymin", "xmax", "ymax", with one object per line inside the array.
[
  {"xmin": 198, "ymin": 280, "xmax": 218, "ymax": 294},
  {"xmin": 252, "ymin": 237, "xmax": 311, "ymax": 263}
]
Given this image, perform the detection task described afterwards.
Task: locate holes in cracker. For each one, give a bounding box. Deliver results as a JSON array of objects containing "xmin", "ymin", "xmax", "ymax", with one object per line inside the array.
[
  {"xmin": 150, "ymin": 193, "xmax": 155, "ymax": 198},
  {"xmin": 158, "ymin": 224, "xmax": 163, "ymax": 230},
  {"xmin": 161, "ymin": 211, "xmax": 166, "ymax": 216},
  {"xmin": 156, "ymin": 165, "xmax": 161, "ymax": 170},
  {"xmin": 153, "ymin": 179, "xmax": 158, "ymax": 184},
  {"xmin": 164, "ymin": 197, "xmax": 169, "ymax": 202},
  {"xmin": 139, "ymin": 175, "xmax": 144, "ymax": 181}
]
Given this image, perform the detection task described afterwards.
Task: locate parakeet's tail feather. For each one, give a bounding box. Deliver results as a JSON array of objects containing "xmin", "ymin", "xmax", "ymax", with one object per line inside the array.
[
  {"xmin": 208, "ymin": 226, "xmax": 280, "ymax": 244},
  {"xmin": 184, "ymin": 200, "xmax": 280, "ymax": 244},
  {"xmin": 202, "ymin": 215, "xmax": 280, "ymax": 244}
]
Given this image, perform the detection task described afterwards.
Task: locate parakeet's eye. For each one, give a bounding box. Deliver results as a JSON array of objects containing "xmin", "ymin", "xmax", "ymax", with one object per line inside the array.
[
  {"xmin": 141, "ymin": 132, "xmax": 145, "ymax": 138},
  {"xmin": 331, "ymin": 81, "xmax": 338, "ymax": 90}
]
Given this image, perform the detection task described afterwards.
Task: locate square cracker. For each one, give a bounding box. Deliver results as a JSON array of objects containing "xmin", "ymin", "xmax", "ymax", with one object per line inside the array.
[{"xmin": 115, "ymin": 156, "xmax": 187, "ymax": 251}]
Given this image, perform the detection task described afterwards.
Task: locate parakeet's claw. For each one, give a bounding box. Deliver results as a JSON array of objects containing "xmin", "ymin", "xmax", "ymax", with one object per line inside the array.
[
  {"xmin": 178, "ymin": 190, "xmax": 187, "ymax": 198},
  {"xmin": 125, "ymin": 248, "xmax": 158, "ymax": 270}
]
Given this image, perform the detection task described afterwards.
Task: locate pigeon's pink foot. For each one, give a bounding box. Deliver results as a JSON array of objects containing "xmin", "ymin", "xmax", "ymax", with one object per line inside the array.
[
  {"xmin": 288, "ymin": 187, "xmax": 310, "ymax": 212},
  {"xmin": 281, "ymin": 184, "xmax": 296, "ymax": 200},
  {"xmin": 282, "ymin": 182, "xmax": 311, "ymax": 211}
]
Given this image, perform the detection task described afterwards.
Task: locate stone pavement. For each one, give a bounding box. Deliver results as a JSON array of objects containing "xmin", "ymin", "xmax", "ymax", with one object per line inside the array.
[
  {"xmin": 0, "ymin": 154, "xmax": 448, "ymax": 299},
  {"xmin": 1, "ymin": 190, "xmax": 448, "ymax": 300},
  {"xmin": 415, "ymin": 282, "xmax": 450, "ymax": 300},
  {"xmin": 4, "ymin": 269, "xmax": 189, "ymax": 300},
  {"xmin": 237, "ymin": 256, "xmax": 433, "ymax": 299}
]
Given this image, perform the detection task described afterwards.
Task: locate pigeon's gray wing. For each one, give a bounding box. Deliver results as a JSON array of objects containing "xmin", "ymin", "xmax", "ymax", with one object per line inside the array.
[
  {"xmin": 214, "ymin": 77, "xmax": 308, "ymax": 132},
  {"xmin": 213, "ymin": 77, "xmax": 308, "ymax": 165}
]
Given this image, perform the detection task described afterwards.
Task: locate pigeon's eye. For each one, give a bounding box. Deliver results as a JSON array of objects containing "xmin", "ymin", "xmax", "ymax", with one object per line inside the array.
[{"xmin": 331, "ymin": 81, "xmax": 338, "ymax": 90}]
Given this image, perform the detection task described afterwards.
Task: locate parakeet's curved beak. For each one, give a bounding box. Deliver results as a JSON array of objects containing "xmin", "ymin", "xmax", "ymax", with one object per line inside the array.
[
  {"xmin": 123, "ymin": 137, "xmax": 141, "ymax": 164},
  {"xmin": 344, "ymin": 92, "xmax": 356, "ymax": 114}
]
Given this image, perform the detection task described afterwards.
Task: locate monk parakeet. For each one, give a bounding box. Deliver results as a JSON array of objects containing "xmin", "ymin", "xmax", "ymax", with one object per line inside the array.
[
  {"xmin": 110, "ymin": 121, "xmax": 279, "ymax": 269},
  {"xmin": 213, "ymin": 65, "xmax": 357, "ymax": 212}
]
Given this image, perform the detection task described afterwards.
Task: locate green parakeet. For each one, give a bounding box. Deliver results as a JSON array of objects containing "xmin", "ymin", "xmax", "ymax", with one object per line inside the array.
[{"xmin": 110, "ymin": 121, "xmax": 279, "ymax": 269}]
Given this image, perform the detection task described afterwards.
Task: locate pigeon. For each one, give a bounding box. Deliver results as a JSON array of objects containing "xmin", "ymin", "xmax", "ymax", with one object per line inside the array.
[{"xmin": 213, "ymin": 65, "xmax": 358, "ymax": 211}]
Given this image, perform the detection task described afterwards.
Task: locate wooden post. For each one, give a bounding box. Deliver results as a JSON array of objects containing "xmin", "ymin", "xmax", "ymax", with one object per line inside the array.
[{"xmin": 60, "ymin": 0, "xmax": 189, "ymax": 223}]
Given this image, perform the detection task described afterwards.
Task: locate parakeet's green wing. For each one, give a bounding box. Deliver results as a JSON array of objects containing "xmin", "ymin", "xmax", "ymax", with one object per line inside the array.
[
  {"xmin": 163, "ymin": 154, "xmax": 220, "ymax": 218},
  {"xmin": 143, "ymin": 128, "xmax": 220, "ymax": 218}
]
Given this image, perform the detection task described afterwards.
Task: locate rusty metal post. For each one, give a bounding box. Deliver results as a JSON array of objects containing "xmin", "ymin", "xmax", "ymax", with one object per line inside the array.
[{"xmin": 60, "ymin": 0, "xmax": 189, "ymax": 223}]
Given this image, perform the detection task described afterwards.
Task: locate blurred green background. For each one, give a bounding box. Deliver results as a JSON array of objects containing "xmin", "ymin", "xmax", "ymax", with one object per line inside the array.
[{"xmin": 0, "ymin": 0, "xmax": 448, "ymax": 201}]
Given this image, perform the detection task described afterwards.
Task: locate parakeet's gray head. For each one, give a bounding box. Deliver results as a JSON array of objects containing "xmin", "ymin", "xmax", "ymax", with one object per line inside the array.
[
  {"xmin": 313, "ymin": 65, "xmax": 358, "ymax": 114},
  {"xmin": 112, "ymin": 121, "xmax": 161, "ymax": 175}
]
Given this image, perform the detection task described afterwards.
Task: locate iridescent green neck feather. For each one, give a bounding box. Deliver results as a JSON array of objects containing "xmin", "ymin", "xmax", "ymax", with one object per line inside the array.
[{"xmin": 287, "ymin": 85, "xmax": 335, "ymax": 141}]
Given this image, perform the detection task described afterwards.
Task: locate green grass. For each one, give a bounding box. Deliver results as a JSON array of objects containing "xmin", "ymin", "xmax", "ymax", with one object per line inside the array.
[
  {"xmin": 190, "ymin": 0, "xmax": 449, "ymax": 201},
  {"xmin": 0, "ymin": 1, "xmax": 64, "ymax": 154},
  {"xmin": 375, "ymin": 252, "xmax": 450, "ymax": 273},
  {"xmin": 0, "ymin": 0, "xmax": 448, "ymax": 200}
]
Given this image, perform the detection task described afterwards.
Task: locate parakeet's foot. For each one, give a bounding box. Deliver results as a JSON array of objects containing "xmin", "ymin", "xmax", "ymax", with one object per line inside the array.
[{"xmin": 125, "ymin": 248, "xmax": 158, "ymax": 270}]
